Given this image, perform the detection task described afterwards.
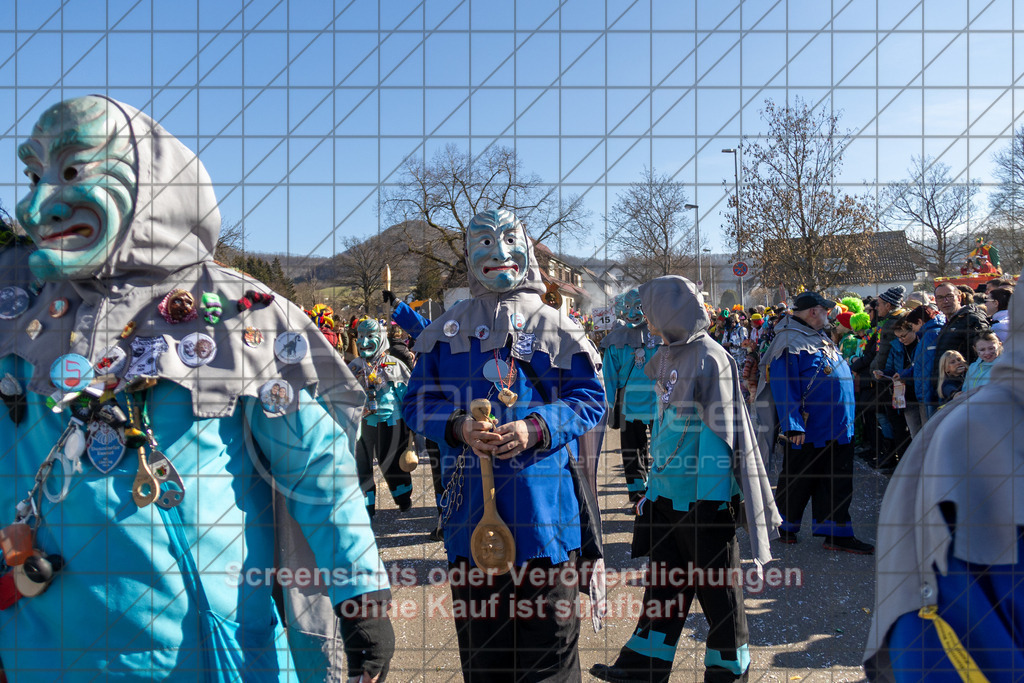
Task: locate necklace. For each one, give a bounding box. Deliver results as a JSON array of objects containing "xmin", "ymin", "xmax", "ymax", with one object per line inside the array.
[{"xmin": 492, "ymin": 350, "xmax": 518, "ymax": 407}]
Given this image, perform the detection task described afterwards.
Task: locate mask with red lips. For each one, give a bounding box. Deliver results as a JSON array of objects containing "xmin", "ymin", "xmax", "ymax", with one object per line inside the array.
[
  {"xmin": 16, "ymin": 96, "xmax": 138, "ymax": 281},
  {"xmin": 467, "ymin": 210, "xmax": 529, "ymax": 293}
]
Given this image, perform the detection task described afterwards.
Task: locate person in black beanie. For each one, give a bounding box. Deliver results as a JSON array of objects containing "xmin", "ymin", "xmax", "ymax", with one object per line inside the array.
[{"xmin": 869, "ymin": 286, "xmax": 906, "ymax": 468}]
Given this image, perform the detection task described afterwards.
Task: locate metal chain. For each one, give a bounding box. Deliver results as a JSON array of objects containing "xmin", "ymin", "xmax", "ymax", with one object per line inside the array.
[{"xmin": 438, "ymin": 448, "xmax": 466, "ymax": 528}]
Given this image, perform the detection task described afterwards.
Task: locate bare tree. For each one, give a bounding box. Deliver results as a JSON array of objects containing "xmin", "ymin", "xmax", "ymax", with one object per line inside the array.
[
  {"xmin": 335, "ymin": 234, "xmax": 400, "ymax": 313},
  {"xmin": 987, "ymin": 125, "xmax": 1024, "ymax": 273},
  {"xmin": 725, "ymin": 98, "xmax": 876, "ymax": 292},
  {"xmin": 881, "ymin": 156, "xmax": 978, "ymax": 278},
  {"xmin": 609, "ymin": 168, "xmax": 697, "ymax": 283},
  {"xmin": 214, "ymin": 218, "xmax": 246, "ymax": 263},
  {"xmin": 382, "ymin": 144, "xmax": 591, "ymax": 283}
]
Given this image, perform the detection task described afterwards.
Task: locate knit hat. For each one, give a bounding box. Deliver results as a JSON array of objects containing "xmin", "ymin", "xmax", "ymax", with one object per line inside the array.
[
  {"xmin": 836, "ymin": 312, "xmax": 854, "ymax": 330},
  {"xmin": 878, "ymin": 285, "xmax": 906, "ymax": 307}
]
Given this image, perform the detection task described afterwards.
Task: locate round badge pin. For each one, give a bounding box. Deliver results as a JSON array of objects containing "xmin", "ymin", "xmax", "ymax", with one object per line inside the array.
[
  {"xmin": 669, "ymin": 369, "xmax": 678, "ymax": 383},
  {"xmin": 178, "ymin": 332, "xmax": 218, "ymax": 368},
  {"xmin": 482, "ymin": 358, "xmax": 512, "ymax": 384},
  {"xmin": 510, "ymin": 312, "xmax": 525, "ymax": 330},
  {"xmin": 243, "ymin": 326, "xmax": 264, "ymax": 348},
  {"xmin": 274, "ymin": 332, "xmax": 308, "ymax": 364},
  {"xmin": 94, "ymin": 345, "xmax": 128, "ymax": 378},
  {"xmin": 48, "ymin": 298, "xmax": 69, "ymax": 318},
  {"xmin": 50, "ymin": 353, "xmax": 95, "ymax": 392},
  {"xmin": 0, "ymin": 286, "xmax": 30, "ymax": 320},
  {"xmin": 259, "ymin": 379, "xmax": 295, "ymax": 414},
  {"xmin": 443, "ymin": 320, "xmax": 460, "ymax": 337},
  {"xmin": 475, "ymin": 325, "xmax": 490, "ymax": 340}
]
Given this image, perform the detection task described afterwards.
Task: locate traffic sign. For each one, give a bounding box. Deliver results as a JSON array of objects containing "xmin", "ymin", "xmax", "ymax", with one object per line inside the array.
[{"xmin": 733, "ymin": 261, "xmax": 748, "ymax": 278}]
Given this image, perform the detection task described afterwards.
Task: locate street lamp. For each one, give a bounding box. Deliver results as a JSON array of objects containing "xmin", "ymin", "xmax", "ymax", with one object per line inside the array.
[
  {"xmin": 685, "ymin": 203, "xmax": 700, "ymax": 286},
  {"xmin": 702, "ymin": 248, "xmax": 713, "ymax": 303},
  {"xmin": 722, "ymin": 148, "xmax": 742, "ymax": 306}
]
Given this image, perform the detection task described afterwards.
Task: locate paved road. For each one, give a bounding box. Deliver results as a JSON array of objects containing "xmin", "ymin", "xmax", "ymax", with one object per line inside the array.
[{"xmin": 369, "ymin": 428, "xmax": 887, "ymax": 681}]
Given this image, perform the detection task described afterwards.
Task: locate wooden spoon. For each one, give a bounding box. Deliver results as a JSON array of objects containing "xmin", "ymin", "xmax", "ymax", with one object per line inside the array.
[{"xmin": 469, "ymin": 398, "xmax": 516, "ymax": 575}]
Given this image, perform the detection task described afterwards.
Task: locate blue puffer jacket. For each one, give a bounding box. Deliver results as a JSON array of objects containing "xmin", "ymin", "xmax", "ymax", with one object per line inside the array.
[{"xmin": 912, "ymin": 316, "xmax": 945, "ymax": 416}]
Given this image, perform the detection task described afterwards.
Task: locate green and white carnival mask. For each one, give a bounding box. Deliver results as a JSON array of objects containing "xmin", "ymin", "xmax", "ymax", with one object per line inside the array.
[
  {"xmin": 619, "ymin": 289, "xmax": 644, "ymax": 327},
  {"xmin": 467, "ymin": 209, "xmax": 530, "ymax": 293},
  {"xmin": 357, "ymin": 318, "xmax": 384, "ymax": 360},
  {"xmin": 17, "ymin": 96, "xmax": 138, "ymax": 281}
]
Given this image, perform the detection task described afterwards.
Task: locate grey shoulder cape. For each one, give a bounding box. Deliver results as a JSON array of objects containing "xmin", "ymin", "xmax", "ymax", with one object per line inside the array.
[
  {"xmin": 864, "ymin": 271, "xmax": 1024, "ymax": 679},
  {"xmin": 599, "ymin": 320, "xmax": 660, "ymax": 350},
  {"xmin": 639, "ymin": 276, "xmax": 780, "ymax": 567},
  {"xmin": 414, "ymin": 234, "xmax": 600, "ymax": 372}
]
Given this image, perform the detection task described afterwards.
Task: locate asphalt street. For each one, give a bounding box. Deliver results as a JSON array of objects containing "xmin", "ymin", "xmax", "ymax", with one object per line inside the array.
[{"xmin": 370, "ymin": 427, "xmax": 886, "ymax": 682}]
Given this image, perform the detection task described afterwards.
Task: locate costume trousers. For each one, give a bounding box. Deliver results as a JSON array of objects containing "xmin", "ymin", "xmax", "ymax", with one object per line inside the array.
[
  {"xmin": 614, "ymin": 499, "xmax": 749, "ymax": 683},
  {"xmin": 356, "ymin": 420, "xmax": 414, "ymax": 514},
  {"xmin": 620, "ymin": 419, "xmax": 651, "ymax": 499},
  {"xmin": 777, "ymin": 440, "xmax": 855, "ymax": 537},
  {"xmin": 449, "ymin": 552, "xmax": 581, "ymax": 683}
]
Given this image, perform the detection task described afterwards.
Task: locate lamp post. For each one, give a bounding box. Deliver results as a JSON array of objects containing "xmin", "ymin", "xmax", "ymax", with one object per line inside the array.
[
  {"xmin": 685, "ymin": 203, "xmax": 700, "ymax": 287},
  {"xmin": 722, "ymin": 148, "xmax": 742, "ymax": 306},
  {"xmin": 702, "ymin": 248, "xmax": 713, "ymax": 303}
]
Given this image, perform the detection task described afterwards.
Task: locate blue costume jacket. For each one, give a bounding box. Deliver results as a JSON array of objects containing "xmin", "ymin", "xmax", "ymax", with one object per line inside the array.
[
  {"xmin": 768, "ymin": 341, "xmax": 855, "ymax": 448},
  {"xmin": 391, "ymin": 300, "xmax": 430, "ymax": 340},
  {"xmin": 913, "ymin": 317, "xmax": 944, "ymax": 415},
  {"xmin": 403, "ymin": 339, "xmax": 604, "ymax": 566}
]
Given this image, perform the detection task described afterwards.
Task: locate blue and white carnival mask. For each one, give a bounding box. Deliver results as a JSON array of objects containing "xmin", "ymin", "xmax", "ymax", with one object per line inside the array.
[
  {"xmin": 357, "ymin": 318, "xmax": 384, "ymax": 360},
  {"xmin": 17, "ymin": 96, "xmax": 138, "ymax": 281},
  {"xmin": 618, "ymin": 289, "xmax": 644, "ymax": 327},
  {"xmin": 467, "ymin": 211, "xmax": 530, "ymax": 293}
]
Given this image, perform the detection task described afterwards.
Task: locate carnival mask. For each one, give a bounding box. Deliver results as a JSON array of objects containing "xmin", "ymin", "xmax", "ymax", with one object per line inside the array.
[
  {"xmin": 468, "ymin": 210, "xmax": 529, "ymax": 293},
  {"xmin": 619, "ymin": 289, "xmax": 644, "ymax": 327},
  {"xmin": 17, "ymin": 96, "xmax": 138, "ymax": 281},
  {"xmin": 357, "ymin": 318, "xmax": 383, "ymax": 359}
]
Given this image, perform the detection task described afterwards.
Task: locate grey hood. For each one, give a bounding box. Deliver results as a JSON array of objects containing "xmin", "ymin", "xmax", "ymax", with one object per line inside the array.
[
  {"xmin": 415, "ymin": 210, "xmax": 600, "ymax": 371},
  {"xmin": 639, "ymin": 276, "xmax": 780, "ymax": 567},
  {"xmin": 865, "ymin": 267, "xmax": 1024, "ymax": 678},
  {"xmin": 0, "ymin": 96, "xmax": 364, "ymax": 427}
]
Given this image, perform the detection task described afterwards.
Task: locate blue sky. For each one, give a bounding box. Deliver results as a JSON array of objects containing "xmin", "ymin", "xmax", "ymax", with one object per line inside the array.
[{"xmin": 1, "ymin": 0, "xmax": 1021, "ymax": 265}]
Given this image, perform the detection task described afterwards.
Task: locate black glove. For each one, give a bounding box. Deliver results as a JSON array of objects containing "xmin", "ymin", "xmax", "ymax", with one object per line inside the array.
[
  {"xmin": 382, "ymin": 290, "xmax": 396, "ymax": 306},
  {"xmin": 336, "ymin": 597, "xmax": 395, "ymax": 681}
]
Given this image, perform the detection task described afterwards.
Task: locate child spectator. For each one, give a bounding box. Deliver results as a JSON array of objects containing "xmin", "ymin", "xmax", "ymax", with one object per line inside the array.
[
  {"xmin": 937, "ymin": 350, "xmax": 968, "ymax": 402},
  {"xmin": 964, "ymin": 331, "xmax": 1003, "ymax": 391}
]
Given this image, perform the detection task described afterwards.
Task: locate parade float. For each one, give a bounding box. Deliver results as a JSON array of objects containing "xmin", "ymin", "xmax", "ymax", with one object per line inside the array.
[{"xmin": 933, "ymin": 235, "xmax": 1018, "ymax": 290}]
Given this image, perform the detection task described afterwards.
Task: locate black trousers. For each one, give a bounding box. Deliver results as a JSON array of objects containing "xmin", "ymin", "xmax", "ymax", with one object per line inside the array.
[
  {"xmin": 355, "ymin": 420, "xmax": 413, "ymax": 513},
  {"xmin": 449, "ymin": 552, "xmax": 581, "ymax": 682},
  {"xmin": 616, "ymin": 499, "xmax": 749, "ymax": 683},
  {"xmin": 777, "ymin": 440, "xmax": 854, "ymax": 537},
  {"xmin": 620, "ymin": 419, "xmax": 651, "ymax": 500}
]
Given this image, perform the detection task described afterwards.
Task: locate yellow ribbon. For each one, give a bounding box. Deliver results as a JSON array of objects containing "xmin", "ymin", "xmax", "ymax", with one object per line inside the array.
[{"xmin": 918, "ymin": 605, "xmax": 989, "ymax": 683}]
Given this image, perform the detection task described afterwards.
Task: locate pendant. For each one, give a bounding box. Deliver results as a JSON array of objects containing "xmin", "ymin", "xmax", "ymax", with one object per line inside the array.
[
  {"xmin": 823, "ymin": 365, "xmax": 833, "ymax": 375},
  {"xmin": 498, "ymin": 388, "xmax": 518, "ymax": 407},
  {"xmin": 149, "ymin": 451, "xmax": 185, "ymax": 510},
  {"xmin": 86, "ymin": 421, "xmax": 127, "ymax": 474}
]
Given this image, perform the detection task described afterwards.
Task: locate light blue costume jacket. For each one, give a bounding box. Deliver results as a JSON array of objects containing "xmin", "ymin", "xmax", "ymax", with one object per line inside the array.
[
  {"xmin": 601, "ymin": 336, "xmax": 659, "ymax": 423},
  {"xmin": 0, "ymin": 367, "xmax": 387, "ymax": 682},
  {"xmin": 646, "ymin": 406, "xmax": 739, "ymax": 511},
  {"xmin": 964, "ymin": 357, "xmax": 995, "ymax": 391},
  {"xmin": 403, "ymin": 339, "xmax": 604, "ymax": 566}
]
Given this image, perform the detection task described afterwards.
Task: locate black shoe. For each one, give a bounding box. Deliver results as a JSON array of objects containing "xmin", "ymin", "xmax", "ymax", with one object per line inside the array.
[
  {"xmin": 777, "ymin": 529, "xmax": 798, "ymax": 544},
  {"xmin": 427, "ymin": 525, "xmax": 444, "ymax": 542},
  {"xmin": 590, "ymin": 663, "xmax": 647, "ymax": 683},
  {"xmin": 823, "ymin": 536, "xmax": 875, "ymax": 554}
]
